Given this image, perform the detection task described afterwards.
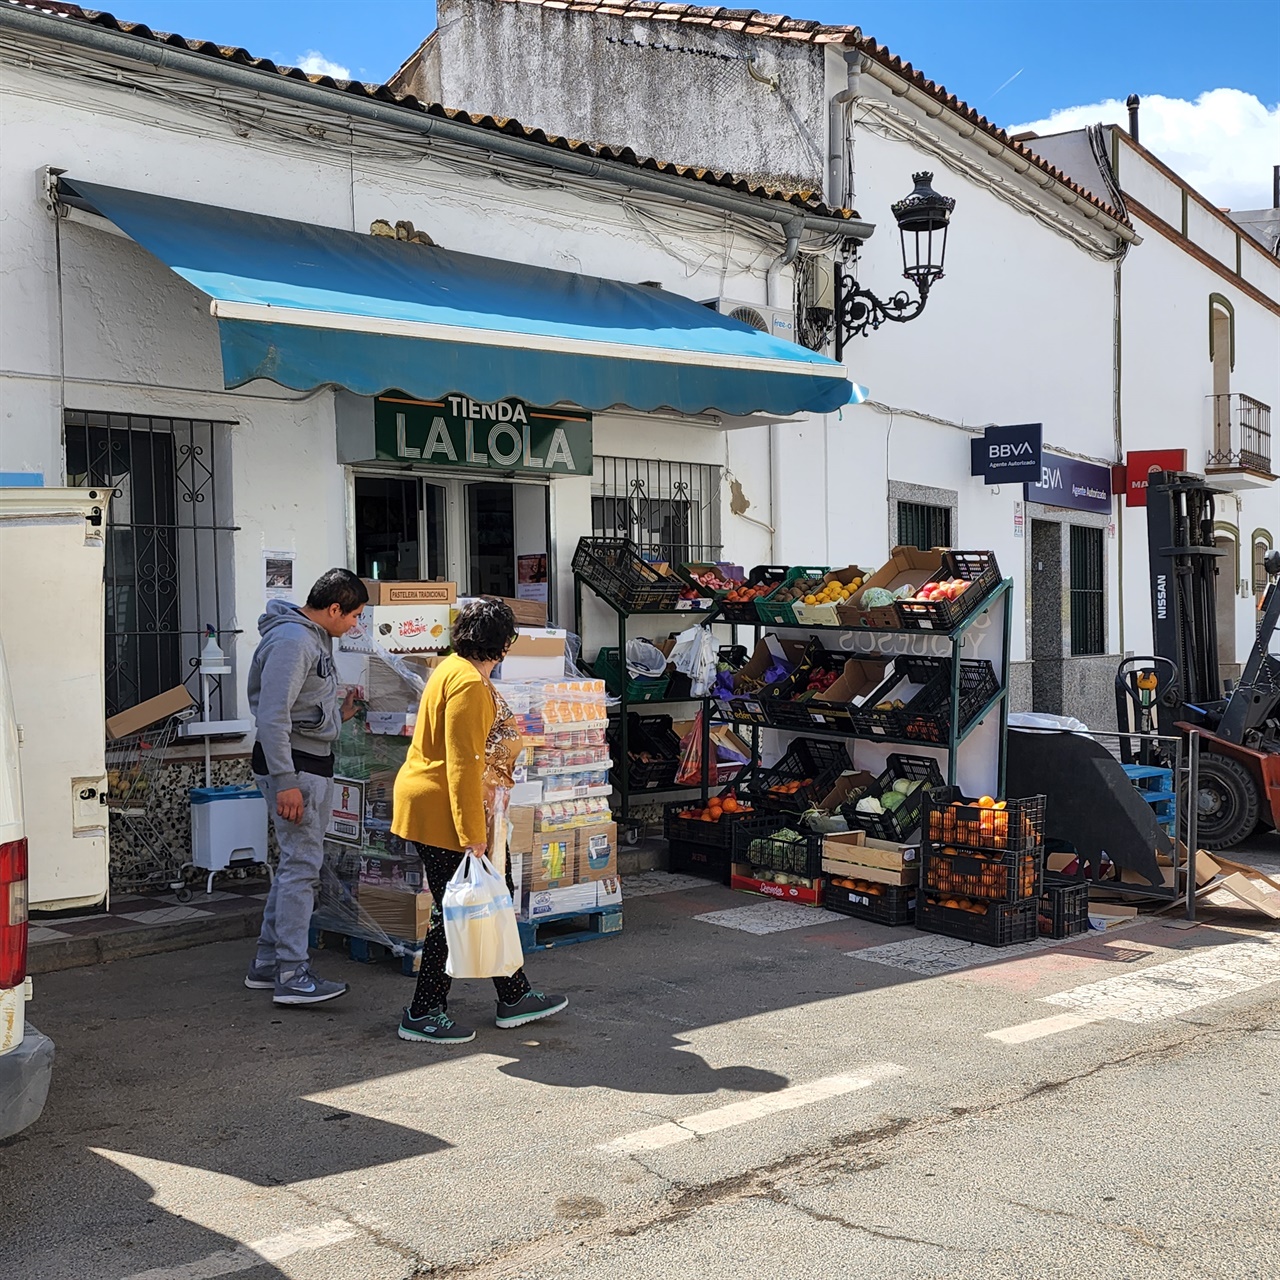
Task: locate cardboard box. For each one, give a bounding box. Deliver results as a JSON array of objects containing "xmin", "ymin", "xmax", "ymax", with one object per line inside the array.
[
  {"xmin": 356, "ymin": 850, "xmax": 424, "ymax": 890},
  {"xmin": 520, "ymin": 876, "xmax": 622, "ymax": 920},
  {"xmin": 358, "ymin": 885, "xmax": 433, "ymax": 940},
  {"xmin": 498, "ymin": 628, "xmax": 567, "ymax": 681},
  {"xmin": 342, "ymin": 605, "xmax": 452, "ymax": 654},
  {"xmin": 327, "ymin": 777, "xmax": 366, "ymax": 846},
  {"xmin": 815, "ymin": 771, "xmax": 878, "ymax": 813},
  {"xmin": 1088, "ymin": 902, "xmax": 1137, "ymax": 930},
  {"xmin": 507, "ymin": 804, "xmax": 535, "ymax": 857},
  {"xmin": 499, "ymin": 595, "xmax": 548, "ymax": 627},
  {"xmin": 105, "ymin": 685, "xmax": 196, "ymax": 740},
  {"xmin": 365, "ymin": 711, "xmax": 417, "ymax": 736},
  {"xmin": 361, "ymin": 579, "xmax": 456, "ymax": 606},
  {"xmin": 805, "ymin": 660, "xmax": 891, "ymax": 731},
  {"xmin": 793, "ymin": 565, "xmax": 873, "ymax": 626},
  {"xmin": 1215, "ymin": 871, "xmax": 1280, "ymax": 919},
  {"xmin": 522, "ymin": 836, "xmax": 576, "ymax": 891},
  {"xmin": 839, "ymin": 546, "xmax": 946, "ymax": 629},
  {"xmin": 576, "ymin": 821, "xmax": 618, "ymax": 881},
  {"xmin": 731, "ymin": 864, "xmax": 825, "ymax": 906}
]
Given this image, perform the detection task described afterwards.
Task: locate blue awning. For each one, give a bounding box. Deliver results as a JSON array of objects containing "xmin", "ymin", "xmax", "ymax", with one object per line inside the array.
[{"xmin": 64, "ymin": 180, "xmax": 865, "ymax": 417}]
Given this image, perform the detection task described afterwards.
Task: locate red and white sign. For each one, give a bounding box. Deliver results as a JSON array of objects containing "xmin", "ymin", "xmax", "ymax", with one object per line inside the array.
[{"xmin": 1125, "ymin": 449, "xmax": 1187, "ymax": 507}]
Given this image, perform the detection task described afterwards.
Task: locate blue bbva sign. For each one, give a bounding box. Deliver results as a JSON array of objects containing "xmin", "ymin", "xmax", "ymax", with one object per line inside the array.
[
  {"xmin": 1024, "ymin": 452, "xmax": 1113, "ymax": 514},
  {"xmin": 970, "ymin": 423, "xmax": 1042, "ymax": 484}
]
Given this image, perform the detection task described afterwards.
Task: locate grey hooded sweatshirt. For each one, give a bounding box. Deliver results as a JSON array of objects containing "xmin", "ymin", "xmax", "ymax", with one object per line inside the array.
[{"xmin": 247, "ymin": 600, "xmax": 341, "ymax": 789}]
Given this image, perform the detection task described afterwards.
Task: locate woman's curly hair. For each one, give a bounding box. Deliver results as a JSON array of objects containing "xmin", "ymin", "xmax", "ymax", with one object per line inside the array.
[{"xmin": 451, "ymin": 597, "xmax": 518, "ymax": 662}]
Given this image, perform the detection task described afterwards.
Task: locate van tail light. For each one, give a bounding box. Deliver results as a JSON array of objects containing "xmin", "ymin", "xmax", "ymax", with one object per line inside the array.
[{"xmin": 0, "ymin": 837, "xmax": 28, "ymax": 990}]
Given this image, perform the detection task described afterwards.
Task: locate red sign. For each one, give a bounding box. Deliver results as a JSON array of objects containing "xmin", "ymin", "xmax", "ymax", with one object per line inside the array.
[{"xmin": 1125, "ymin": 449, "xmax": 1187, "ymax": 507}]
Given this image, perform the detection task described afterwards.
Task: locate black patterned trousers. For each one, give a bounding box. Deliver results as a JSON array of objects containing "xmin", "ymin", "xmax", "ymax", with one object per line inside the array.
[{"xmin": 407, "ymin": 842, "xmax": 532, "ymax": 1018}]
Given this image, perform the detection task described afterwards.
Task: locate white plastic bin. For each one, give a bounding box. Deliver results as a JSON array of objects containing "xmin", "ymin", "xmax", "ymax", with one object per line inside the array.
[{"xmin": 190, "ymin": 785, "xmax": 268, "ymax": 875}]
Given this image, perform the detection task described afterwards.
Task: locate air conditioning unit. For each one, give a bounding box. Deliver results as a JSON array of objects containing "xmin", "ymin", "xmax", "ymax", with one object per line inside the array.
[{"xmin": 702, "ymin": 297, "xmax": 796, "ymax": 343}]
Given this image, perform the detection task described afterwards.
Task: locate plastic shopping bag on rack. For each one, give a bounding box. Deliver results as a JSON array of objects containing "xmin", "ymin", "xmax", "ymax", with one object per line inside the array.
[
  {"xmin": 442, "ymin": 853, "xmax": 523, "ymax": 978},
  {"xmin": 675, "ymin": 711, "xmax": 707, "ymax": 787}
]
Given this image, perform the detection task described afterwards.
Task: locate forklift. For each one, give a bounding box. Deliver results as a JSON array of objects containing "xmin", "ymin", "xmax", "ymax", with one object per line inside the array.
[{"xmin": 1116, "ymin": 471, "xmax": 1280, "ymax": 848}]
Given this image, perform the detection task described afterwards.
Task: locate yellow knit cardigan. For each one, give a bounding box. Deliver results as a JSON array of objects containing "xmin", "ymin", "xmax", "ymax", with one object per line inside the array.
[{"xmin": 391, "ymin": 654, "xmax": 494, "ymax": 852}]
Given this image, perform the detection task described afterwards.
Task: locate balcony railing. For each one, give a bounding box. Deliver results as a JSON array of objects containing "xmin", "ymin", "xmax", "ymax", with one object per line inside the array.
[{"xmin": 1208, "ymin": 392, "xmax": 1272, "ymax": 475}]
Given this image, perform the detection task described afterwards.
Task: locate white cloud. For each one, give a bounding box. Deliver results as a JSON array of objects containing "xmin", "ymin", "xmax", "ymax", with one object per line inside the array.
[
  {"xmin": 1011, "ymin": 89, "xmax": 1280, "ymax": 211},
  {"xmin": 296, "ymin": 50, "xmax": 351, "ymax": 81}
]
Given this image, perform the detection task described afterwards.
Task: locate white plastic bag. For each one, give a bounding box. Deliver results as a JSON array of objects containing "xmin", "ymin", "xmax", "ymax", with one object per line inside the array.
[{"xmin": 442, "ymin": 853, "xmax": 523, "ymax": 978}]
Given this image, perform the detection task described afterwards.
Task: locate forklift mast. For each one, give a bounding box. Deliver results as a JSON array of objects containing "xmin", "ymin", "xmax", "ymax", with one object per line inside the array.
[{"xmin": 1145, "ymin": 471, "xmax": 1226, "ymax": 727}]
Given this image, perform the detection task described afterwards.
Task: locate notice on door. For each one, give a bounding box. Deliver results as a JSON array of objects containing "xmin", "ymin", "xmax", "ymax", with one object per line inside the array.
[
  {"xmin": 373, "ymin": 394, "xmax": 592, "ymax": 476},
  {"xmin": 517, "ymin": 553, "xmax": 549, "ymax": 604}
]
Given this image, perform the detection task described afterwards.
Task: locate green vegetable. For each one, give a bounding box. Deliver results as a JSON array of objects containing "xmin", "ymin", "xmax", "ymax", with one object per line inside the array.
[
  {"xmin": 860, "ymin": 586, "xmax": 897, "ymax": 609},
  {"xmin": 881, "ymin": 791, "xmax": 906, "ymax": 813}
]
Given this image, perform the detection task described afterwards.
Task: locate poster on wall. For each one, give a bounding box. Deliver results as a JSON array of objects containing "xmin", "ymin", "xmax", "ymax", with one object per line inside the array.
[
  {"xmin": 516, "ymin": 553, "xmax": 549, "ymax": 604},
  {"xmin": 264, "ymin": 551, "xmax": 296, "ymax": 602}
]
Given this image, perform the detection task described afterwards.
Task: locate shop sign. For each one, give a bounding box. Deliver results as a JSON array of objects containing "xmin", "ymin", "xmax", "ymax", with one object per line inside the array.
[
  {"xmin": 969, "ymin": 423, "xmax": 1043, "ymax": 484},
  {"xmin": 374, "ymin": 395, "xmax": 592, "ymax": 476},
  {"xmin": 1024, "ymin": 453, "xmax": 1113, "ymax": 514},
  {"xmin": 1124, "ymin": 449, "xmax": 1186, "ymax": 507}
]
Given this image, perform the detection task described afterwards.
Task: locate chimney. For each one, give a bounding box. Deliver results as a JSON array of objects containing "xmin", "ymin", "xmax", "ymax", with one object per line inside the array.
[
  {"xmin": 1126, "ymin": 94, "xmax": 1140, "ymax": 144},
  {"xmin": 1273, "ymin": 163, "xmax": 1279, "ymax": 210}
]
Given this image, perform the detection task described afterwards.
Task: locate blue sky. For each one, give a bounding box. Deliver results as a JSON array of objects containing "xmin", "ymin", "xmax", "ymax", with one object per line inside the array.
[{"xmin": 89, "ymin": 0, "xmax": 1280, "ymax": 205}]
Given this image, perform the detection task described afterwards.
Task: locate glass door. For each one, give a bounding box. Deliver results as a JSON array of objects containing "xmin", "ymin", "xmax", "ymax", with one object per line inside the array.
[{"xmin": 354, "ymin": 475, "xmax": 448, "ymax": 581}]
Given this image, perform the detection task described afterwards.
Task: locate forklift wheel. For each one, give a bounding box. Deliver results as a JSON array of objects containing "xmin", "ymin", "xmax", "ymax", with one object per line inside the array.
[{"xmin": 1195, "ymin": 754, "xmax": 1261, "ymax": 850}]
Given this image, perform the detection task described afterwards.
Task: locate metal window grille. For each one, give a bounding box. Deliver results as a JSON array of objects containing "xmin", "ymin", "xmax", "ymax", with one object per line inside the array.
[
  {"xmin": 1069, "ymin": 524, "xmax": 1106, "ymax": 656},
  {"xmin": 896, "ymin": 501, "xmax": 952, "ymax": 551},
  {"xmin": 65, "ymin": 412, "xmax": 239, "ymax": 719},
  {"xmin": 592, "ymin": 456, "xmax": 722, "ymax": 563}
]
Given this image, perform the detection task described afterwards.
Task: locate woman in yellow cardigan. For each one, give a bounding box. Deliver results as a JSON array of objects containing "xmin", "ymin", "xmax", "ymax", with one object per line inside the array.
[{"xmin": 393, "ymin": 598, "xmax": 567, "ymax": 1045}]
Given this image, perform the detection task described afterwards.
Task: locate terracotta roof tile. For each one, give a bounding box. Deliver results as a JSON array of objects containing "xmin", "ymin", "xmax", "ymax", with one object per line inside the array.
[{"xmin": 3, "ymin": 0, "xmax": 853, "ymax": 217}]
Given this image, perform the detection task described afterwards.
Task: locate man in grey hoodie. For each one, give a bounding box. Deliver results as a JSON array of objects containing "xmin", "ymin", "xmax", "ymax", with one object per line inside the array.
[{"xmin": 244, "ymin": 569, "xmax": 368, "ymax": 1005}]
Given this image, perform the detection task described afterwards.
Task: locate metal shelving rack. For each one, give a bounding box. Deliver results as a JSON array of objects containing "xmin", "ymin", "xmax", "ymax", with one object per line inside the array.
[
  {"xmin": 573, "ymin": 574, "xmax": 722, "ymax": 843},
  {"xmin": 716, "ymin": 578, "xmax": 1014, "ymax": 795}
]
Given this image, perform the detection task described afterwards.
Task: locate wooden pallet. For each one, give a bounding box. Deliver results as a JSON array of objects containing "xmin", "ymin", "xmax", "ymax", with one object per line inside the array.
[{"xmin": 517, "ymin": 906, "xmax": 623, "ymax": 952}]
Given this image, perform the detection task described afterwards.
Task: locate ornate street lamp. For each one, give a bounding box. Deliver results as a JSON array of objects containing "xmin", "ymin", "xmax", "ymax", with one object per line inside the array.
[{"xmin": 834, "ymin": 171, "xmax": 956, "ymax": 359}]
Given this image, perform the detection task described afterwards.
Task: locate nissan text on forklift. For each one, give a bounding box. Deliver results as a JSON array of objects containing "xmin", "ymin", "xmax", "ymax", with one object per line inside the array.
[
  {"xmin": 1117, "ymin": 470, "xmax": 1280, "ymax": 849},
  {"xmin": 0, "ymin": 631, "xmax": 53, "ymax": 1140}
]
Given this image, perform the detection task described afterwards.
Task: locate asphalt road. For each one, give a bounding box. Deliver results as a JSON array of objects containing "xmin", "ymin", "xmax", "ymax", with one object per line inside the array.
[{"xmin": 2, "ymin": 842, "xmax": 1278, "ymax": 1280}]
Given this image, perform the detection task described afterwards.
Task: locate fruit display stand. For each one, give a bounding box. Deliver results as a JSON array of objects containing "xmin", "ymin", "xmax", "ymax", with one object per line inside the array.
[{"xmin": 574, "ymin": 536, "xmax": 730, "ymax": 844}]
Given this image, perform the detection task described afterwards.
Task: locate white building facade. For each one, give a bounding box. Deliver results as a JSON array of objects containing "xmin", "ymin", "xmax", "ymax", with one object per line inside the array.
[{"xmin": 398, "ymin": 0, "xmax": 1276, "ymax": 728}]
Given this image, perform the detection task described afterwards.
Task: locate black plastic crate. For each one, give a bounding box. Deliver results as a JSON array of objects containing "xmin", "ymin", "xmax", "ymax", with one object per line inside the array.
[
  {"xmin": 736, "ymin": 826, "xmax": 824, "ymax": 877},
  {"xmin": 666, "ymin": 837, "xmax": 733, "ymax": 883},
  {"xmin": 915, "ymin": 893, "xmax": 1039, "ymax": 947},
  {"xmin": 573, "ymin": 536, "xmax": 685, "ymax": 613},
  {"xmin": 922, "ymin": 845, "xmax": 1042, "ymax": 903},
  {"xmin": 894, "ymin": 550, "xmax": 1001, "ymax": 631},
  {"xmin": 760, "ymin": 646, "xmax": 849, "ymax": 731},
  {"xmin": 822, "ymin": 880, "xmax": 916, "ymax": 926},
  {"xmin": 662, "ymin": 801, "xmax": 784, "ymax": 850},
  {"xmin": 609, "ymin": 714, "xmax": 681, "ymax": 790},
  {"xmin": 925, "ymin": 788, "xmax": 1046, "ymax": 854},
  {"xmin": 1039, "ymin": 874, "xmax": 1090, "ymax": 939},
  {"xmin": 851, "ymin": 657, "xmax": 999, "ymax": 744},
  {"xmin": 842, "ymin": 753, "xmax": 944, "ymax": 842},
  {"xmin": 718, "ymin": 565, "xmax": 790, "ymax": 624},
  {"xmin": 743, "ymin": 738, "xmax": 851, "ymax": 813}
]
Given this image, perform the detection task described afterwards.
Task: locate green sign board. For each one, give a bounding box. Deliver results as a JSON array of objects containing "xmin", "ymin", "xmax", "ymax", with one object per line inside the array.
[{"xmin": 374, "ymin": 395, "xmax": 592, "ymax": 476}]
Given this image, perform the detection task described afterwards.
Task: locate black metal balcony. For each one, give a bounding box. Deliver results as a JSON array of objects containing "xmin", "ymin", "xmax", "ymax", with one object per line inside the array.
[{"xmin": 1207, "ymin": 393, "xmax": 1273, "ymax": 478}]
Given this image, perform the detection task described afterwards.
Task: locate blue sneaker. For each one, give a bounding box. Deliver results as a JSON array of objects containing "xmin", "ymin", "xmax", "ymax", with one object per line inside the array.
[
  {"xmin": 398, "ymin": 1006, "xmax": 476, "ymax": 1045},
  {"xmin": 495, "ymin": 991, "xmax": 568, "ymax": 1029},
  {"xmin": 273, "ymin": 963, "xmax": 347, "ymax": 1006},
  {"xmin": 244, "ymin": 959, "xmax": 277, "ymax": 990}
]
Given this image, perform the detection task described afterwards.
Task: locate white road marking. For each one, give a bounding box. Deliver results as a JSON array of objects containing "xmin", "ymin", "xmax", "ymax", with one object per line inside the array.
[
  {"xmin": 118, "ymin": 1219, "xmax": 360, "ymax": 1280},
  {"xmin": 849, "ymin": 929, "xmax": 1105, "ymax": 976},
  {"xmin": 985, "ymin": 1013, "xmax": 1103, "ymax": 1044},
  {"xmin": 694, "ymin": 901, "xmax": 848, "ymax": 934},
  {"xmin": 597, "ymin": 1063, "xmax": 906, "ymax": 1154},
  {"xmin": 623, "ymin": 872, "xmax": 719, "ymax": 898},
  {"xmin": 1043, "ymin": 934, "xmax": 1280, "ymax": 1024}
]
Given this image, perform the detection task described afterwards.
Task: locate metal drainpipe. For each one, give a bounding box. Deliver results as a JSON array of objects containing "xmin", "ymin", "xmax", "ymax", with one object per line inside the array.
[
  {"xmin": 828, "ymin": 51, "xmax": 863, "ymax": 208},
  {"xmin": 764, "ymin": 219, "xmax": 802, "ymax": 308},
  {"xmin": 0, "ymin": 7, "xmax": 876, "ymax": 245}
]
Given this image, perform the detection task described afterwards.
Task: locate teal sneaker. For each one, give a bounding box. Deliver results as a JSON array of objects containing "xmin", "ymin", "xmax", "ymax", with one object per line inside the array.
[
  {"xmin": 495, "ymin": 991, "xmax": 568, "ymax": 1029},
  {"xmin": 398, "ymin": 1006, "xmax": 476, "ymax": 1045}
]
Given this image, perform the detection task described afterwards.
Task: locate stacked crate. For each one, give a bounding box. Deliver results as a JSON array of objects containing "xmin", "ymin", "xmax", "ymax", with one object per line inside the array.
[{"xmin": 917, "ymin": 789, "xmax": 1046, "ymax": 946}]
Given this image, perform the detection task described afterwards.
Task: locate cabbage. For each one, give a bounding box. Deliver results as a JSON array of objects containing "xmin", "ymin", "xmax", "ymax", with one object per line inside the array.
[
  {"xmin": 860, "ymin": 586, "xmax": 897, "ymax": 609},
  {"xmin": 881, "ymin": 791, "xmax": 906, "ymax": 813},
  {"xmin": 892, "ymin": 778, "xmax": 921, "ymax": 796},
  {"xmin": 855, "ymin": 796, "xmax": 884, "ymax": 815}
]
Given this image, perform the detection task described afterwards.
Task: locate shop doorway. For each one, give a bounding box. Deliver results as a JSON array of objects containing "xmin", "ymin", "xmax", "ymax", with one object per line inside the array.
[
  {"xmin": 352, "ymin": 473, "xmax": 550, "ymax": 610},
  {"xmin": 1030, "ymin": 519, "xmax": 1063, "ymax": 714}
]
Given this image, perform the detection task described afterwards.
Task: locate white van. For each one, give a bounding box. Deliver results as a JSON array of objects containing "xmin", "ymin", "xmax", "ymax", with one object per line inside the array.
[{"xmin": 0, "ymin": 630, "xmax": 54, "ymax": 1138}]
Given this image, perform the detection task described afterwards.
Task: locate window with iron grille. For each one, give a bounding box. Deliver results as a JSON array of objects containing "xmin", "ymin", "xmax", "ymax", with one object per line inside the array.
[
  {"xmin": 1069, "ymin": 524, "xmax": 1106, "ymax": 656},
  {"xmin": 65, "ymin": 412, "xmax": 238, "ymax": 719},
  {"xmin": 897, "ymin": 501, "xmax": 952, "ymax": 551},
  {"xmin": 591, "ymin": 456, "xmax": 722, "ymax": 563}
]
